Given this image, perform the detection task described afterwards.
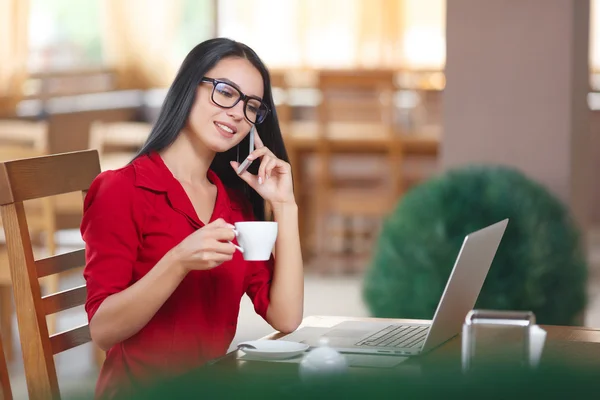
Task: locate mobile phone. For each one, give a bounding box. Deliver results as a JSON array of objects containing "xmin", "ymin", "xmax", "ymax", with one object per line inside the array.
[{"xmin": 236, "ymin": 125, "xmax": 255, "ymax": 175}]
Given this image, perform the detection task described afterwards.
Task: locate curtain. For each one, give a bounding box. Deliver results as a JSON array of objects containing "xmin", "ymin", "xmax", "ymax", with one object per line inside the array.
[
  {"xmin": 101, "ymin": 0, "xmax": 184, "ymax": 89},
  {"xmin": 0, "ymin": 0, "xmax": 29, "ymax": 115}
]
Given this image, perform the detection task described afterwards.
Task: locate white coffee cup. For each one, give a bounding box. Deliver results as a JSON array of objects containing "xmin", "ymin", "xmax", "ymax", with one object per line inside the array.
[{"xmin": 233, "ymin": 221, "xmax": 278, "ymax": 261}]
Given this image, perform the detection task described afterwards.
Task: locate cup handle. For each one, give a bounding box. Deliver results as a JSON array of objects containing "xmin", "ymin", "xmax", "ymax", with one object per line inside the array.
[
  {"xmin": 229, "ymin": 228, "xmax": 243, "ymax": 252},
  {"xmin": 229, "ymin": 241, "xmax": 244, "ymax": 253}
]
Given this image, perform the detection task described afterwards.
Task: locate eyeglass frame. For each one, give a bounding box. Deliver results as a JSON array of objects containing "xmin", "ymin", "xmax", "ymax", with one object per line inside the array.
[{"xmin": 200, "ymin": 77, "xmax": 270, "ymax": 124}]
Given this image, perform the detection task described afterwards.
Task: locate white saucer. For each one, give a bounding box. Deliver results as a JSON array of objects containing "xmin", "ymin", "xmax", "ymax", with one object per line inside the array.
[{"xmin": 237, "ymin": 340, "xmax": 309, "ymax": 360}]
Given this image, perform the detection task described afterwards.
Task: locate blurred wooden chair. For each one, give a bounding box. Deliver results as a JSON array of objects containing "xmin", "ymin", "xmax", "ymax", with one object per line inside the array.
[
  {"xmin": 0, "ymin": 150, "xmax": 102, "ymax": 400},
  {"xmin": 269, "ymin": 70, "xmax": 292, "ymax": 131},
  {"xmin": 89, "ymin": 120, "xmax": 151, "ymax": 171},
  {"xmin": 313, "ymin": 70, "xmax": 403, "ymax": 273},
  {"xmin": 0, "ymin": 120, "xmax": 47, "ymax": 150},
  {"xmin": 0, "ymin": 120, "xmax": 60, "ymax": 360}
]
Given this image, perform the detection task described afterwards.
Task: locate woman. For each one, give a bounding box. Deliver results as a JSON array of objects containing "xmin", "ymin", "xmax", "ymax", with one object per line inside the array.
[{"xmin": 81, "ymin": 38, "xmax": 304, "ymax": 399}]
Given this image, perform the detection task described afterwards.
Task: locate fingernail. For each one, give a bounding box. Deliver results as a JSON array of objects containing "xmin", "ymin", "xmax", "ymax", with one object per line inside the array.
[
  {"xmin": 247, "ymin": 155, "xmax": 255, "ymax": 161},
  {"xmin": 258, "ymin": 177, "xmax": 263, "ymax": 184},
  {"xmin": 266, "ymin": 174, "xmax": 270, "ymax": 180},
  {"xmin": 226, "ymin": 223, "xmax": 235, "ymax": 228}
]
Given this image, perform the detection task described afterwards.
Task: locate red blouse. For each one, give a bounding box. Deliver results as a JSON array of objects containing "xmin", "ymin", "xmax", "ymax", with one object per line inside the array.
[{"xmin": 81, "ymin": 151, "xmax": 274, "ymax": 399}]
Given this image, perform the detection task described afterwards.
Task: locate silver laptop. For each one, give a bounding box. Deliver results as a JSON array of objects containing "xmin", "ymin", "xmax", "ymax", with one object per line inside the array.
[{"xmin": 302, "ymin": 219, "xmax": 509, "ymax": 357}]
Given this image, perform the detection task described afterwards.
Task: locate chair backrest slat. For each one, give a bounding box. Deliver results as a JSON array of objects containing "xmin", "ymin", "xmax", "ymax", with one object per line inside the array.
[
  {"xmin": 35, "ymin": 249, "xmax": 86, "ymax": 278},
  {"xmin": 0, "ymin": 150, "xmax": 101, "ymax": 400},
  {"xmin": 0, "ymin": 150, "xmax": 100, "ymax": 205},
  {"xmin": 42, "ymin": 285, "xmax": 87, "ymax": 315},
  {"xmin": 49, "ymin": 324, "xmax": 91, "ymax": 355}
]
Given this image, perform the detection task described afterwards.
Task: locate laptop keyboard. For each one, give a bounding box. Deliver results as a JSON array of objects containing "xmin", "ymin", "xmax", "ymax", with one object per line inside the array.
[{"xmin": 356, "ymin": 325, "xmax": 429, "ymax": 349}]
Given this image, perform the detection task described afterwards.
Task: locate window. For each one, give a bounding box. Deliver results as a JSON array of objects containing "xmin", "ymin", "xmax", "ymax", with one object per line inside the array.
[
  {"xmin": 217, "ymin": 0, "xmax": 446, "ymax": 70},
  {"xmin": 174, "ymin": 0, "xmax": 216, "ymax": 64},
  {"xmin": 401, "ymin": 0, "xmax": 445, "ymax": 70},
  {"xmin": 28, "ymin": 0, "xmax": 103, "ymax": 72}
]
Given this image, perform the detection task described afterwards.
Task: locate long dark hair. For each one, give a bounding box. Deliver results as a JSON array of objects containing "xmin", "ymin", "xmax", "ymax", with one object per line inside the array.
[{"xmin": 134, "ymin": 38, "xmax": 289, "ymax": 221}]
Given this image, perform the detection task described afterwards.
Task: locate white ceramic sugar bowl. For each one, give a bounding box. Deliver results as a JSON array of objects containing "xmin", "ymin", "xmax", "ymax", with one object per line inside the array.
[{"xmin": 299, "ymin": 337, "xmax": 348, "ymax": 383}]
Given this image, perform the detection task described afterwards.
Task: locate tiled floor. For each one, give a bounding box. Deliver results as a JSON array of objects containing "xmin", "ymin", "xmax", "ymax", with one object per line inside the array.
[{"xmin": 5, "ymin": 229, "xmax": 600, "ymax": 399}]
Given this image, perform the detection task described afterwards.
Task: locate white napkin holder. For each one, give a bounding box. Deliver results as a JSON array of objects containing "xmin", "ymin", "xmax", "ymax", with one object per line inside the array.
[{"xmin": 461, "ymin": 309, "xmax": 547, "ymax": 372}]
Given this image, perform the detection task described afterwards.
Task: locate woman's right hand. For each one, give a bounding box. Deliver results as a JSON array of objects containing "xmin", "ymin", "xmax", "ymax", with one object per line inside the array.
[{"xmin": 170, "ymin": 218, "xmax": 237, "ymax": 273}]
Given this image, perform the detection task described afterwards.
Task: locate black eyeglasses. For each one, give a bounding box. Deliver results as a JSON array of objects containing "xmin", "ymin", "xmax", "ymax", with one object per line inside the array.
[{"xmin": 201, "ymin": 77, "xmax": 270, "ymax": 124}]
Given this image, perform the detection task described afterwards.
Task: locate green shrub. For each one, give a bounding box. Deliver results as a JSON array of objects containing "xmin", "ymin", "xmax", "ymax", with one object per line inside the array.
[{"xmin": 362, "ymin": 165, "xmax": 588, "ymax": 326}]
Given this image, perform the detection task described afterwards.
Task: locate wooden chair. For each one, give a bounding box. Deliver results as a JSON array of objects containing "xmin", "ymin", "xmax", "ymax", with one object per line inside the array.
[
  {"xmin": 0, "ymin": 146, "xmax": 57, "ymax": 362},
  {"xmin": 0, "ymin": 120, "xmax": 60, "ymax": 360},
  {"xmin": 269, "ymin": 70, "xmax": 292, "ymax": 131},
  {"xmin": 313, "ymin": 70, "xmax": 403, "ymax": 273},
  {"xmin": 0, "ymin": 150, "xmax": 102, "ymax": 400}
]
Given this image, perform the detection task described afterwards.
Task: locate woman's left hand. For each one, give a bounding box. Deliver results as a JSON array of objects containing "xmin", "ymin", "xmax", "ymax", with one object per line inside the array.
[{"xmin": 230, "ymin": 129, "xmax": 295, "ymax": 206}]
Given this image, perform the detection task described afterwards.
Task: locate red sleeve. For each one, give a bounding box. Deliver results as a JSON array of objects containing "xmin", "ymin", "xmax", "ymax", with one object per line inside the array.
[
  {"xmin": 230, "ymin": 190, "xmax": 274, "ymax": 321},
  {"xmin": 81, "ymin": 169, "xmax": 143, "ymax": 322},
  {"xmin": 245, "ymin": 253, "xmax": 274, "ymax": 321}
]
